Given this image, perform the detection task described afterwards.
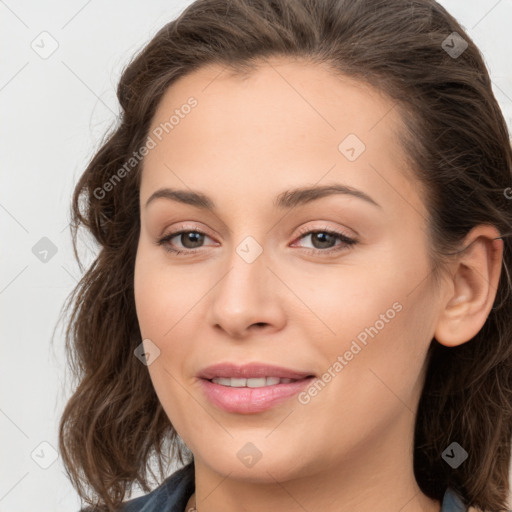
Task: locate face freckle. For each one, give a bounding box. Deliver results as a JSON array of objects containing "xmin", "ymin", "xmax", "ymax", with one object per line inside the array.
[{"xmin": 133, "ymin": 57, "xmax": 440, "ymax": 496}]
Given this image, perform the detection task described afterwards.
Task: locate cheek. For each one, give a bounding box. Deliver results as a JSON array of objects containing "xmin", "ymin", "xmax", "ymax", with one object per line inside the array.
[
  {"xmin": 311, "ymin": 245, "xmax": 436, "ymax": 396},
  {"xmin": 133, "ymin": 242, "xmax": 200, "ymax": 374},
  {"xmin": 134, "ymin": 242, "xmax": 183, "ymax": 338},
  {"xmin": 134, "ymin": 248, "xmax": 194, "ymax": 429},
  {"xmin": 299, "ymin": 283, "xmax": 436, "ymax": 457},
  {"xmin": 294, "ymin": 262, "xmax": 409, "ymax": 353}
]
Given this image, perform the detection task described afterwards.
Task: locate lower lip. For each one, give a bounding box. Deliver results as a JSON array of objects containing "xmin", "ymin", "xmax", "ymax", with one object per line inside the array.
[{"xmin": 199, "ymin": 377, "xmax": 315, "ymax": 414}]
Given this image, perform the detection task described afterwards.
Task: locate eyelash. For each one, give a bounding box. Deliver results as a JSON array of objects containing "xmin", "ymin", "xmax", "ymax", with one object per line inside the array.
[{"xmin": 155, "ymin": 224, "xmax": 358, "ymax": 257}]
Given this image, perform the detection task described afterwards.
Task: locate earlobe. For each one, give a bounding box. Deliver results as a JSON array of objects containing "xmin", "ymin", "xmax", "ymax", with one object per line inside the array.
[{"xmin": 434, "ymin": 225, "xmax": 503, "ymax": 348}]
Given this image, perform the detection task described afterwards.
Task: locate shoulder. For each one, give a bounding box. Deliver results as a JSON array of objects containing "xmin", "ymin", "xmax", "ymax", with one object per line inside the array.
[
  {"xmin": 441, "ymin": 487, "xmax": 480, "ymax": 512},
  {"xmin": 120, "ymin": 462, "xmax": 195, "ymax": 512}
]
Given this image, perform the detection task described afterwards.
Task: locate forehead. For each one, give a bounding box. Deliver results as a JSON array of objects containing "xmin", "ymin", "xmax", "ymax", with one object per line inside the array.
[
  {"xmin": 140, "ymin": 57, "xmax": 424, "ymax": 220},
  {"xmin": 148, "ymin": 57, "xmax": 402, "ymax": 143}
]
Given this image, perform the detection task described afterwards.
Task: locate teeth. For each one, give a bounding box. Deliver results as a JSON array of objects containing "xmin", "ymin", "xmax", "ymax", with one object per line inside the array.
[
  {"xmin": 211, "ymin": 376, "xmax": 297, "ymax": 388},
  {"xmin": 247, "ymin": 378, "xmax": 266, "ymax": 388},
  {"xmin": 214, "ymin": 377, "xmax": 233, "ymax": 386}
]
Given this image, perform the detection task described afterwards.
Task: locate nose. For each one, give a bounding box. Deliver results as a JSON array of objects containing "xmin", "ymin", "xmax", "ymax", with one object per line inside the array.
[{"xmin": 206, "ymin": 241, "xmax": 286, "ymax": 340}]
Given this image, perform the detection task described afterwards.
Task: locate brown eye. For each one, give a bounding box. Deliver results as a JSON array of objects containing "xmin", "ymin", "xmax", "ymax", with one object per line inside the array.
[
  {"xmin": 304, "ymin": 231, "xmax": 338, "ymax": 249},
  {"xmin": 292, "ymin": 226, "xmax": 357, "ymax": 255},
  {"xmin": 174, "ymin": 231, "xmax": 206, "ymax": 249},
  {"xmin": 156, "ymin": 229, "xmax": 215, "ymax": 255}
]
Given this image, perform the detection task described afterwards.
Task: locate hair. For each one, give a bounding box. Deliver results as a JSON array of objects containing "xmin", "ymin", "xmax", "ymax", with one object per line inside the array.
[{"xmin": 57, "ymin": 0, "xmax": 512, "ymax": 510}]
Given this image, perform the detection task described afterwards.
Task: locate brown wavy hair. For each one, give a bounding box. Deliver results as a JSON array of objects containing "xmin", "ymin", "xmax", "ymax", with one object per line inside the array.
[{"xmin": 57, "ymin": 0, "xmax": 512, "ymax": 510}]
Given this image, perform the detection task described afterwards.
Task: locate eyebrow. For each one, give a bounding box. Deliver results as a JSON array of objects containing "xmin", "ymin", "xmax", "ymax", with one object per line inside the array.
[{"xmin": 144, "ymin": 184, "xmax": 381, "ymax": 210}]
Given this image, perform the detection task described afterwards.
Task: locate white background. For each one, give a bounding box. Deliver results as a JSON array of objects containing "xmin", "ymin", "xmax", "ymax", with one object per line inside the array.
[{"xmin": 1, "ymin": 1, "xmax": 511, "ymax": 510}]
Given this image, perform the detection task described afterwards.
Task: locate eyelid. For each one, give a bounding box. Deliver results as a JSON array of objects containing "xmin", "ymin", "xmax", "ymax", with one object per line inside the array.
[
  {"xmin": 159, "ymin": 222, "xmax": 216, "ymax": 240},
  {"xmin": 293, "ymin": 223, "xmax": 356, "ymax": 241},
  {"xmin": 156, "ymin": 221, "xmax": 358, "ymax": 258},
  {"xmin": 159, "ymin": 221, "xmax": 355, "ymax": 241},
  {"xmin": 155, "ymin": 222, "xmax": 218, "ymax": 252}
]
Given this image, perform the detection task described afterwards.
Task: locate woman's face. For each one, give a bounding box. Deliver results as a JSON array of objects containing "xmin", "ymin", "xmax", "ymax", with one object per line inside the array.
[{"xmin": 134, "ymin": 58, "xmax": 443, "ymax": 483}]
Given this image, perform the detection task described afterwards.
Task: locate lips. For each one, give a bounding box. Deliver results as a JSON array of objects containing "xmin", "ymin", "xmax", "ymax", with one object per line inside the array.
[
  {"xmin": 197, "ymin": 362, "xmax": 315, "ymax": 381},
  {"xmin": 197, "ymin": 362, "xmax": 316, "ymax": 414},
  {"xmin": 211, "ymin": 377, "xmax": 295, "ymax": 387}
]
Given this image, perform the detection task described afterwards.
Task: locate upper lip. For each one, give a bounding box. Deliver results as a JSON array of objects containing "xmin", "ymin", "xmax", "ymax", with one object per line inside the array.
[{"xmin": 197, "ymin": 362, "xmax": 315, "ymax": 380}]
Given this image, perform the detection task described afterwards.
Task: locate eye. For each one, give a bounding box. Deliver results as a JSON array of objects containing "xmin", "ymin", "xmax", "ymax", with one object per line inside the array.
[
  {"xmin": 155, "ymin": 224, "xmax": 358, "ymax": 257},
  {"xmin": 156, "ymin": 227, "xmax": 216, "ymax": 255},
  {"xmin": 291, "ymin": 225, "xmax": 357, "ymax": 255}
]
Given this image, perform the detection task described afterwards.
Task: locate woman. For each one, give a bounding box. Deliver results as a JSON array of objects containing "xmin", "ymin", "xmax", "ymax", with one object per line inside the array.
[{"xmin": 58, "ymin": 0, "xmax": 512, "ymax": 511}]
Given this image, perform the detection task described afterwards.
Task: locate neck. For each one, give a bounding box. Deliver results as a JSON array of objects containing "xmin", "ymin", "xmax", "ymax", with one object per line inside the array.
[{"xmin": 187, "ymin": 409, "xmax": 441, "ymax": 512}]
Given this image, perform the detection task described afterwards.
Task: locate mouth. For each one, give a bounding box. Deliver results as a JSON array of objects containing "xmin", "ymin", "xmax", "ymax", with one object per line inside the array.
[
  {"xmin": 197, "ymin": 362, "xmax": 316, "ymax": 414},
  {"xmin": 209, "ymin": 376, "xmax": 302, "ymax": 387},
  {"xmin": 197, "ymin": 361, "xmax": 315, "ymax": 381}
]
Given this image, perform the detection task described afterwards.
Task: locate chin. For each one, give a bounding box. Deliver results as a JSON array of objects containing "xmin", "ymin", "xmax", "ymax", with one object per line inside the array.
[{"xmin": 196, "ymin": 443, "xmax": 318, "ymax": 484}]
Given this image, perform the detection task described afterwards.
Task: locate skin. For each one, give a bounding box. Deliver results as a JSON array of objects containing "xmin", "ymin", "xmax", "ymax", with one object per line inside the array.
[{"xmin": 133, "ymin": 57, "xmax": 503, "ymax": 512}]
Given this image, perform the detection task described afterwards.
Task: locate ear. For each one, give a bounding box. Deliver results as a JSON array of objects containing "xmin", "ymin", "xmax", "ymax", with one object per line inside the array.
[{"xmin": 434, "ymin": 225, "xmax": 504, "ymax": 347}]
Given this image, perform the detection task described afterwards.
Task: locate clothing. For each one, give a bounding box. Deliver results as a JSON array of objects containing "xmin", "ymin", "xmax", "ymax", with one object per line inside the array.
[{"xmin": 119, "ymin": 462, "xmax": 472, "ymax": 512}]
